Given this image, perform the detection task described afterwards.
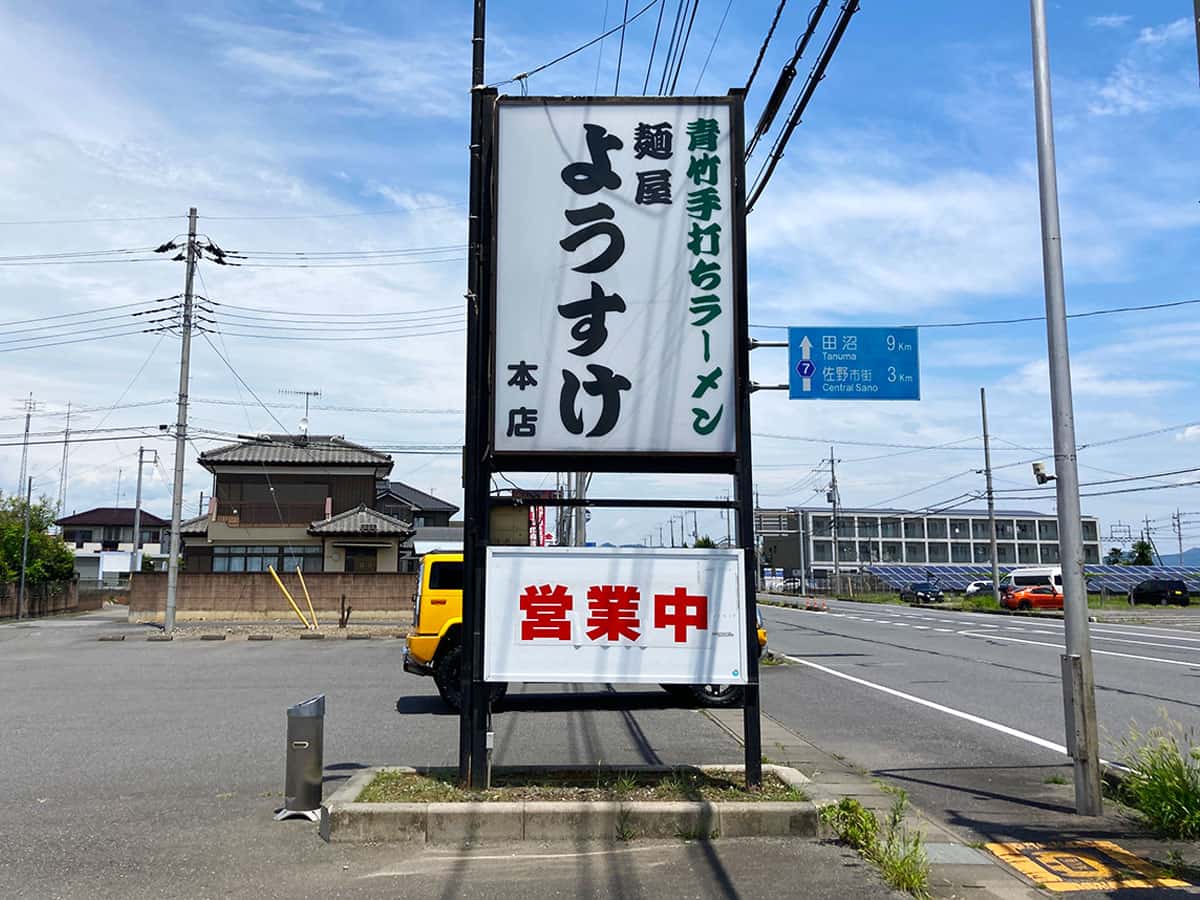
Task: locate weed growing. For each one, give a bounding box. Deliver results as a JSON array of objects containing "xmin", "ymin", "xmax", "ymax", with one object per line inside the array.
[
  {"xmin": 821, "ymin": 789, "xmax": 931, "ymax": 899},
  {"xmin": 1117, "ymin": 715, "xmax": 1200, "ymax": 840}
]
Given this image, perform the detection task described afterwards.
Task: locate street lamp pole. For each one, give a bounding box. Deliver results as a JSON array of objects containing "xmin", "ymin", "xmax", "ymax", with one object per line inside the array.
[{"xmin": 1029, "ymin": 0, "xmax": 1103, "ymax": 816}]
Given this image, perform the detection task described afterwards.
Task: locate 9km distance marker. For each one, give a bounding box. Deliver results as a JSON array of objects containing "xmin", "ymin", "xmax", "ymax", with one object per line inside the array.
[{"xmin": 787, "ymin": 327, "xmax": 920, "ymax": 400}]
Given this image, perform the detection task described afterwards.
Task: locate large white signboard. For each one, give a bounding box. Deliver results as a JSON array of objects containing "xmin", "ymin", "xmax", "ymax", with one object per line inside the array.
[
  {"xmin": 484, "ymin": 547, "xmax": 747, "ymax": 685},
  {"xmin": 493, "ymin": 98, "xmax": 737, "ymax": 455}
]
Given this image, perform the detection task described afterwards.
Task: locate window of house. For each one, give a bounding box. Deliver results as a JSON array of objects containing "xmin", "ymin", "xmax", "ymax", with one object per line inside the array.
[
  {"xmin": 905, "ymin": 542, "xmax": 926, "ymax": 563},
  {"xmin": 1016, "ymin": 520, "xmax": 1036, "ymax": 541},
  {"xmin": 995, "ymin": 520, "xmax": 1015, "ymax": 540},
  {"xmin": 812, "ymin": 541, "xmax": 833, "ymax": 562},
  {"xmin": 1018, "ymin": 544, "xmax": 1039, "ymax": 564},
  {"xmin": 212, "ymin": 545, "xmax": 322, "ymax": 573},
  {"xmin": 903, "ymin": 519, "xmax": 924, "ymax": 539},
  {"xmin": 972, "ymin": 520, "xmax": 990, "ymax": 540},
  {"xmin": 1041, "ymin": 543, "xmax": 1060, "ymax": 564},
  {"xmin": 951, "ymin": 542, "xmax": 971, "ymax": 562},
  {"xmin": 928, "ymin": 543, "xmax": 949, "ymax": 563},
  {"xmin": 949, "ymin": 519, "xmax": 969, "ymax": 538},
  {"xmin": 881, "ymin": 541, "xmax": 902, "ymax": 562},
  {"xmin": 857, "ymin": 518, "xmax": 879, "ymax": 538},
  {"xmin": 926, "ymin": 518, "xmax": 948, "ymax": 539},
  {"xmin": 837, "ymin": 541, "xmax": 857, "ymax": 562},
  {"xmin": 1081, "ymin": 521, "xmax": 1098, "ymax": 542},
  {"xmin": 1039, "ymin": 520, "xmax": 1058, "ymax": 541}
]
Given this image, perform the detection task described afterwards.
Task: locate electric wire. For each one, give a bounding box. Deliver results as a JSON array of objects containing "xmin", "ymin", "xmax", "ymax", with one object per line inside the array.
[
  {"xmin": 744, "ymin": 0, "xmax": 789, "ymax": 94},
  {"xmin": 490, "ymin": 0, "xmax": 660, "ymax": 89},
  {"xmin": 615, "ymin": 0, "xmax": 630, "ymax": 94},
  {"xmin": 642, "ymin": 0, "xmax": 668, "ymax": 94},
  {"xmin": 667, "ymin": 0, "xmax": 701, "ymax": 93},
  {"xmin": 657, "ymin": 0, "xmax": 689, "ymax": 94},
  {"xmin": 692, "ymin": 0, "xmax": 734, "ymax": 93}
]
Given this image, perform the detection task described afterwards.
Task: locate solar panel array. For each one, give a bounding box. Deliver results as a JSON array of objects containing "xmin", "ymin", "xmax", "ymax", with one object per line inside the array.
[{"xmin": 864, "ymin": 564, "xmax": 1200, "ymax": 594}]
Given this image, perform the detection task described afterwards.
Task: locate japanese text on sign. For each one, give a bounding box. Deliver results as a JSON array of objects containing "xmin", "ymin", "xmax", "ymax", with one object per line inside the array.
[
  {"xmin": 484, "ymin": 547, "xmax": 747, "ymax": 684},
  {"xmin": 493, "ymin": 99, "xmax": 738, "ymax": 454}
]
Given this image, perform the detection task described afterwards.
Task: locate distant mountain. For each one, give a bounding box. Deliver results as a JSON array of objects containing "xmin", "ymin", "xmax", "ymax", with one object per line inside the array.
[{"xmin": 1158, "ymin": 547, "xmax": 1200, "ymax": 567}]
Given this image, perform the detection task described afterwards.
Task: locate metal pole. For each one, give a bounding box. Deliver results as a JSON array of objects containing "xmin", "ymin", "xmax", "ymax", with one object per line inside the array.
[
  {"xmin": 1029, "ymin": 0, "xmax": 1102, "ymax": 816},
  {"xmin": 729, "ymin": 88, "xmax": 762, "ymax": 787},
  {"xmin": 980, "ymin": 388, "xmax": 1001, "ymax": 606},
  {"xmin": 460, "ymin": 0, "xmax": 490, "ymax": 788},
  {"xmin": 56, "ymin": 402, "xmax": 70, "ymax": 522},
  {"xmin": 830, "ymin": 446, "xmax": 840, "ymax": 579},
  {"xmin": 16, "ymin": 394, "xmax": 32, "ymax": 497},
  {"xmin": 164, "ymin": 206, "xmax": 198, "ymax": 635},
  {"xmin": 18, "ymin": 476, "xmax": 32, "ymax": 619},
  {"xmin": 132, "ymin": 446, "xmax": 146, "ymax": 573}
]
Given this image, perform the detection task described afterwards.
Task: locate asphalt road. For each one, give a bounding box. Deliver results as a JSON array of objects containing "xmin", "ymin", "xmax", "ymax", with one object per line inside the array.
[
  {"xmin": 759, "ymin": 597, "xmax": 1200, "ymax": 839},
  {"xmin": 0, "ymin": 608, "xmax": 898, "ymax": 900}
]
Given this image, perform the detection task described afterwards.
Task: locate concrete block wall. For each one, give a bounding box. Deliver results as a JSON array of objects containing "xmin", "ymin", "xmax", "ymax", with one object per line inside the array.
[{"xmin": 128, "ymin": 571, "xmax": 418, "ymax": 621}]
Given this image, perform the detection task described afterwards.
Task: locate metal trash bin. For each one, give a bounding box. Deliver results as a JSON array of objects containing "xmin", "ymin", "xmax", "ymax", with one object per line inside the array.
[{"xmin": 276, "ymin": 694, "xmax": 325, "ymax": 821}]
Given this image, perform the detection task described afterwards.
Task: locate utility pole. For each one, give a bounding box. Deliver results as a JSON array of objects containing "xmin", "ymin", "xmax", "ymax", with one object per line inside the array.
[
  {"xmin": 198, "ymin": 491, "xmax": 206, "ymax": 518},
  {"xmin": 56, "ymin": 402, "xmax": 70, "ymax": 524},
  {"xmin": 16, "ymin": 394, "xmax": 35, "ymax": 496},
  {"xmin": 980, "ymin": 388, "xmax": 1002, "ymax": 606},
  {"xmin": 1143, "ymin": 516, "xmax": 1163, "ymax": 565},
  {"xmin": 1029, "ymin": 0, "xmax": 1102, "ymax": 816},
  {"xmin": 690, "ymin": 510, "xmax": 699, "ymax": 543},
  {"xmin": 131, "ymin": 446, "xmax": 156, "ymax": 573},
  {"xmin": 573, "ymin": 472, "xmax": 591, "ymax": 546},
  {"xmin": 829, "ymin": 446, "xmax": 840, "ymax": 579},
  {"xmin": 165, "ymin": 206, "xmax": 198, "ymax": 635},
  {"xmin": 1174, "ymin": 509, "xmax": 1184, "ymax": 562},
  {"xmin": 18, "ymin": 476, "xmax": 32, "ymax": 619},
  {"xmin": 115, "ymin": 468, "xmax": 123, "ymax": 508},
  {"xmin": 658, "ymin": 525, "xmax": 664, "ymax": 547}
]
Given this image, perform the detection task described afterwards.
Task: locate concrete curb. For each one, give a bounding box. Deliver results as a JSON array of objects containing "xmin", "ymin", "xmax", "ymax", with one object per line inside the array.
[
  {"xmin": 97, "ymin": 634, "xmax": 126, "ymax": 641},
  {"xmin": 320, "ymin": 765, "xmax": 819, "ymax": 845},
  {"xmin": 299, "ymin": 632, "xmax": 325, "ymax": 640},
  {"xmin": 199, "ymin": 634, "xmax": 226, "ymax": 641}
]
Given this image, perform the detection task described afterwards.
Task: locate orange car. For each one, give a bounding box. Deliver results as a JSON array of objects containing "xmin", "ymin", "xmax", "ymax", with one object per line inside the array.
[{"xmin": 1003, "ymin": 585, "xmax": 1063, "ymax": 611}]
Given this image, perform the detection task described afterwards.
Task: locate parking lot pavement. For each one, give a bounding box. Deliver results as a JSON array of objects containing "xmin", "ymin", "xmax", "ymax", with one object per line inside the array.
[{"xmin": 0, "ymin": 616, "xmax": 896, "ymax": 899}]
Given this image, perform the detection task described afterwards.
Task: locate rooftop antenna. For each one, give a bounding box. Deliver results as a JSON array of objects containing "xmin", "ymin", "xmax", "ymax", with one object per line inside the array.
[{"xmin": 279, "ymin": 388, "xmax": 321, "ymax": 421}]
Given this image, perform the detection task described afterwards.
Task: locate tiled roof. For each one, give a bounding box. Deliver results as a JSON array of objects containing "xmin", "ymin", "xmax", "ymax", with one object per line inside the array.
[
  {"xmin": 308, "ymin": 504, "xmax": 413, "ymax": 537},
  {"xmin": 180, "ymin": 514, "xmax": 209, "ymax": 536},
  {"xmin": 377, "ymin": 480, "xmax": 459, "ymax": 514},
  {"xmin": 199, "ymin": 434, "xmax": 393, "ymax": 469},
  {"xmin": 56, "ymin": 507, "xmax": 170, "ymax": 527}
]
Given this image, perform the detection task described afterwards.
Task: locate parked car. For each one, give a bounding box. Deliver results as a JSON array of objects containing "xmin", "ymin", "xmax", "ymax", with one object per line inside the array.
[
  {"xmin": 900, "ymin": 582, "xmax": 944, "ymax": 604},
  {"xmin": 1128, "ymin": 579, "xmax": 1190, "ymax": 606},
  {"xmin": 965, "ymin": 580, "xmax": 996, "ymax": 597},
  {"xmin": 999, "ymin": 566, "xmax": 1062, "ymax": 595},
  {"xmin": 1003, "ymin": 585, "xmax": 1063, "ymax": 611}
]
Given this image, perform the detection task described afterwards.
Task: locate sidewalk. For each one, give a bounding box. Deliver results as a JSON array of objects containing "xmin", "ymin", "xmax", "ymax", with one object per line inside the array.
[{"xmin": 706, "ymin": 707, "xmax": 1199, "ymax": 898}]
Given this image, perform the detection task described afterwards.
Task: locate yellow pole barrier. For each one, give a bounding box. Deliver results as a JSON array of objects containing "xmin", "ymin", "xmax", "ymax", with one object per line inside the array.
[
  {"xmin": 296, "ymin": 566, "xmax": 318, "ymax": 630},
  {"xmin": 269, "ymin": 565, "xmax": 311, "ymax": 629}
]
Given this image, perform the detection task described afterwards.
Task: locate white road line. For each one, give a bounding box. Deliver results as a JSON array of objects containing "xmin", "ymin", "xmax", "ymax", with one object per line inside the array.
[
  {"xmin": 911, "ymin": 625, "xmax": 930, "ymax": 630},
  {"xmin": 934, "ymin": 628, "xmax": 953, "ymax": 633},
  {"xmin": 892, "ymin": 622, "xmax": 909, "ymax": 627},
  {"xmin": 1086, "ymin": 634, "xmax": 1200, "ymax": 654},
  {"xmin": 957, "ymin": 631, "xmax": 1200, "ymax": 668},
  {"xmin": 783, "ymin": 655, "xmax": 1070, "ymax": 757}
]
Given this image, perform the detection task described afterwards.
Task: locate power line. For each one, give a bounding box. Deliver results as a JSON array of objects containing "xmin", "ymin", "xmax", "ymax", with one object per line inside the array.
[
  {"xmin": 747, "ymin": 0, "xmax": 859, "ymax": 212},
  {"xmin": 0, "ymin": 214, "xmax": 184, "ymax": 226},
  {"xmin": 198, "ymin": 203, "xmax": 463, "ymax": 221},
  {"xmin": 490, "ymin": 0, "xmax": 660, "ymax": 89},
  {"xmin": 657, "ymin": 0, "xmax": 689, "ymax": 94},
  {"xmin": 750, "ymin": 296, "xmax": 1200, "ymax": 331},
  {"xmin": 667, "ymin": 0, "xmax": 701, "ymax": 93},
  {"xmin": 615, "ymin": 1, "xmax": 630, "ymax": 94},
  {"xmin": 211, "ymin": 300, "xmax": 461, "ymax": 319},
  {"xmin": 198, "ymin": 333, "xmax": 289, "ymax": 433},
  {"xmin": 0, "ymin": 329, "xmax": 152, "ymax": 353},
  {"xmin": 0, "ymin": 298, "xmax": 175, "ymax": 329},
  {"xmin": 692, "ymin": 0, "xmax": 734, "ymax": 93},
  {"xmin": 642, "ymin": 0, "xmax": 668, "ymax": 94},
  {"xmin": 744, "ymin": 0, "xmax": 789, "ymax": 94}
]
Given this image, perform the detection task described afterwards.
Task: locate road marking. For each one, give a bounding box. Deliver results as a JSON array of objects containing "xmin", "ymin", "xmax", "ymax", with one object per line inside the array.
[
  {"xmin": 362, "ymin": 843, "xmax": 671, "ymax": 877},
  {"xmin": 986, "ymin": 840, "xmax": 1190, "ymax": 892},
  {"xmin": 957, "ymin": 631, "xmax": 1200, "ymax": 668},
  {"xmin": 782, "ymin": 655, "xmax": 1071, "ymax": 756},
  {"xmin": 934, "ymin": 628, "xmax": 953, "ymax": 633},
  {"xmin": 911, "ymin": 625, "xmax": 930, "ymax": 630}
]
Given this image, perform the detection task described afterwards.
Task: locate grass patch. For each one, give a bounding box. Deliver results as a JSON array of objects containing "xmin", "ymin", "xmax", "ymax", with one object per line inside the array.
[
  {"xmin": 1115, "ymin": 715, "xmax": 1200, "ymax": 840},
  {"xmin": 821, "ymin": 789, "xmax": 931, "ymax": 899},
  {"xmin": 359, "ymin": 768, "xmax": 809, "ymax": 804},
  {"xmin": 760, "ymin": 651, "xmax": 789, "ymax": 667},
  {"xmin": 957, "ymin": 594, "xmax": 1002, "ymax": 612},
  {"xmin": 1043, "ymin": 774, "xmax": 1068, "ymax": 785}
]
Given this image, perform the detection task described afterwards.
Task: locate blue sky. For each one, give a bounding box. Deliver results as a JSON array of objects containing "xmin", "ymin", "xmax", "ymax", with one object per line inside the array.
[{"xmin": 0, "ymin": 1, "xmax": 1197, "ymax": 552}]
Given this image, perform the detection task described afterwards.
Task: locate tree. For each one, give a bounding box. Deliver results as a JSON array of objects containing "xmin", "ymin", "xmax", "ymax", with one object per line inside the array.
[
  {"xmin": 1104, "ymin": 547, "xmax": 1124, "ymax": 566},
  {"xmin": 0, "ymin": 493, "xmax": 75, "ymax": 585},
  {"xmin": 1129, "ymin": 540, "xmax": 1154, "ymax": 566},
  {"xmin": 693, "ymin": 534, "xmax": 717, "ymax": 549}
]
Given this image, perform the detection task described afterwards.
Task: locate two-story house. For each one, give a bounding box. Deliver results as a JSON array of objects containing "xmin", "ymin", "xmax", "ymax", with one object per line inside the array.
[
  {"xmin": 181, "ymin": 434, "xmax": 415, "ymax": 574},
  {"xmin": 56, "ymin": 507, "xmax": 171, "ymax": 582}
]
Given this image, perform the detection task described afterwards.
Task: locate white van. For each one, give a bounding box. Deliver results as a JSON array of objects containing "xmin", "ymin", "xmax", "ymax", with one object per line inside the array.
[{"xmin": 1000, "ymin": 567, "xmax": 1062, "ymax": 592}]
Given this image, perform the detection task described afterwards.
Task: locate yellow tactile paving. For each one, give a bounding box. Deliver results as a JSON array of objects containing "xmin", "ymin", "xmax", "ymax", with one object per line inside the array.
[{"xmin": 985, "ymin": 839, "xmax": 1190, "ymax": 892}]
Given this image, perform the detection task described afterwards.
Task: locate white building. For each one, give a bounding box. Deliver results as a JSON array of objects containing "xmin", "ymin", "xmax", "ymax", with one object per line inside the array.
[{"xmin": 756, "ymin": 506, "xmax": 1102, "ymax": 577}]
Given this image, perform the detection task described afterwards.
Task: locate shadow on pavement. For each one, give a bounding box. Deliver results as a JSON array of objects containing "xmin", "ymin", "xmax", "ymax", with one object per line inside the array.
[{"xmin": 497, "ymin": 690, "xmax": 678, "ymax": 713}]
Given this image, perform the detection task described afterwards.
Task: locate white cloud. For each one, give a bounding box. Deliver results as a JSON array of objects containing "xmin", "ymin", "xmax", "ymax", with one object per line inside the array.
[
  {"xmin": 1090, "ymin": 18, "xmax": 1200, "ymax": 116},
  {"xmin": 1087, "ymin": 15, "xmax": 1131, "ymax": 29},
  {"xmin": 1178, "ymin": 425, "xmax": 1200, "ymax": 442}
]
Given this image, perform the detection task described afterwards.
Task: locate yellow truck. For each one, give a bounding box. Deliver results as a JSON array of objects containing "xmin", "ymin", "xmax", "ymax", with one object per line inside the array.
[{"xmin": 403, "ymin": 551, "xmax": 766, "ymax": 709}]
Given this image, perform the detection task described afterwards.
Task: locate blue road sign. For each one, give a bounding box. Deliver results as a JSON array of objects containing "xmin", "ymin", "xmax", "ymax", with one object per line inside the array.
[{"xmin": 788, "ymin": 327, "xmax": 920, "ymax": 400}]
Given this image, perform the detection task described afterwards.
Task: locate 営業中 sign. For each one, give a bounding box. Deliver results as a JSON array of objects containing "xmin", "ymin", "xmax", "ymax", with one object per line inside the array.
[
  {"xmin": 492, "ymin": 98, "xmax": 740, "ymax": 455},
  {"xmin": 788, "ymin": 327, "xmax": 920, "ymax": 400},
  {"xmin": 483, "ymin": 546, "xmax": 747, "ymax": 684}
]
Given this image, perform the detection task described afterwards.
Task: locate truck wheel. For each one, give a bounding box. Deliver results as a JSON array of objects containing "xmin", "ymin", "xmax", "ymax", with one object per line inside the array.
[
  {"xmin": 689, "ymin": 684, "xmax": 745, "ymax": 708},
  {"xmin": 433, "ymin": 644, "xmax": 508, "ymax": 711}
]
